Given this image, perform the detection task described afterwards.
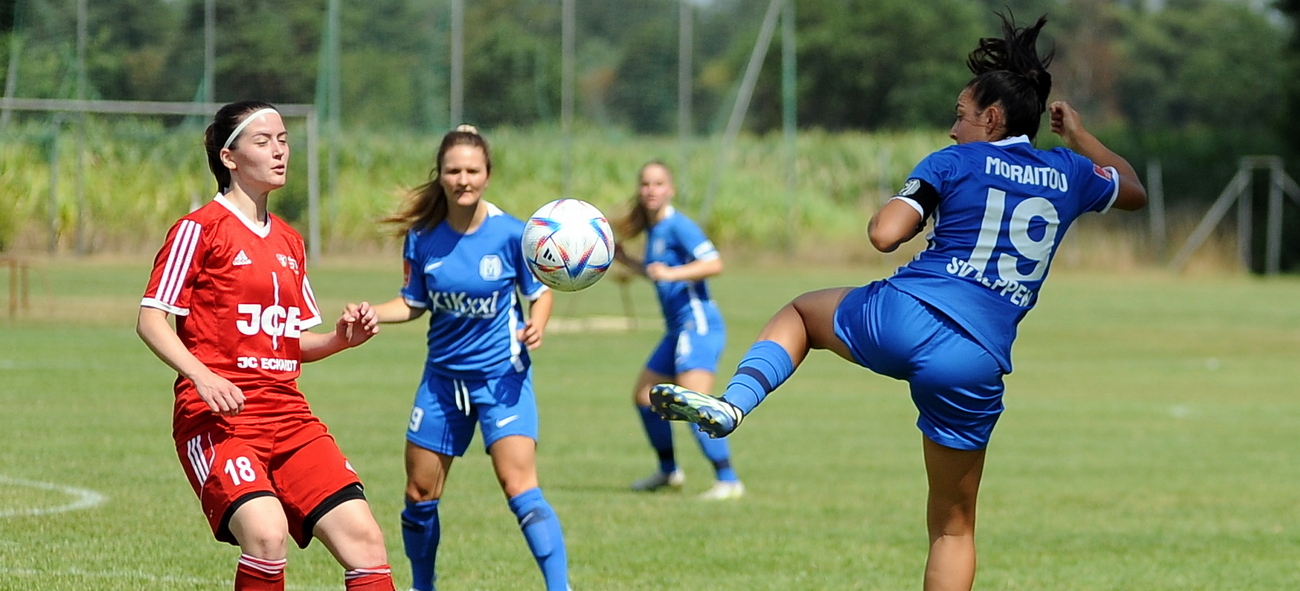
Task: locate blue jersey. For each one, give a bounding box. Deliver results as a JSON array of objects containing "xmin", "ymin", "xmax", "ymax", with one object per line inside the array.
[
  {"xmin": 400, "ymin": 203, "xmax": 549, "ymax": 380},
  {"xmin": 887, "ymin": 136, "xmax": 1120, "ymax": 373},
  {"xmin": 644, "ymin": 206, "xmax": 722, "ymax": 333}
]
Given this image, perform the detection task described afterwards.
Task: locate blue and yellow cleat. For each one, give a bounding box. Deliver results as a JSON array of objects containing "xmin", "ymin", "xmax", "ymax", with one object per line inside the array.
[{"xmin": 649, "ymin": 384, "xmax": 743, "ymax": 439}]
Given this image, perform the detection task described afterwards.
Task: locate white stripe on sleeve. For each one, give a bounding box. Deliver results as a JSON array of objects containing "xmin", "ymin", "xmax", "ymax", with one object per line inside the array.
[{"xmin": 154, "ymin": 220, "xmax": 201, "ymax": 307}]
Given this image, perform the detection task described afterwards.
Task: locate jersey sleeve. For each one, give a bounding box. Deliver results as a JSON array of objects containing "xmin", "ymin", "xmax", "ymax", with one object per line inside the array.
[
  {"xmin": 140, "ymin": 217, "xmax": 205, "ymax": 316},
  {"xmin": 399, "ymin": 230, "xmax": 431, "ymax": 309},
  {"xmin": 1076, "ymin": 156, "xmax": 1121, "ymax": 214},
  {"xmin": 906, "ymin": 148, "xmax": 961, "ymax": 194},
  {"xmin": 294, "ymin": 238, "xmax": 324, "ymax": 330},
  {"xmin": 675, "ymin": 217, "xmax": 719, "ymax": 262}
]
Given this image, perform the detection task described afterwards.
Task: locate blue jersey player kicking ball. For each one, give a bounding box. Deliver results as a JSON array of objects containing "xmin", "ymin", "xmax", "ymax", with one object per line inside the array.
[
  {"xmin": 371, "ymin": 125, "xmax": 571, "ymax": 591},
  {"xmin": 649, "ymin": 13, "xmax": 1147, "ymax": 591}
]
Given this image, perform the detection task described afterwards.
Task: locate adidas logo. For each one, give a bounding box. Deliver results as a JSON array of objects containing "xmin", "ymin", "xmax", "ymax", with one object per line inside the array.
[{"xmin": 233, "ymin": 250, "xmax": 252, "ymax": 266}]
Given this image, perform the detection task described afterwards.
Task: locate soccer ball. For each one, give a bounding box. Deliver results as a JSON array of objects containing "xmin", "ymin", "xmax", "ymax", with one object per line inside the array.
[{"xmin": 521, "ymin": 199, "xmax": 616, "ymax": 292}]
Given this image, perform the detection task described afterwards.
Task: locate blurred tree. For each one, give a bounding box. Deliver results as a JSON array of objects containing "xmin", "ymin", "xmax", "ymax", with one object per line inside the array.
[
  {"xmin": 1278, "ymin": 0, "xmax": 1300, "ymax": 159},
  {"xmin": 738, "ymin": 0, "xmax": 982, "ymax": 132},
  {"xmin": 1, "ymin": 0, "xmax": 15, "ymax": 34},
  {"xmin": 1114, "ymin": 0, "xmax": 1284, "ymax": 133},
  {"xmin": 608, "ymin": 19, "xmax": 677, "ymax": 133},
  {"xmin": 89, "ymin": 0, "xmax": 181, "ymax": 101},
  {"xmin": 461, "ymin": 0, "xmax": 560, "ymax": 128}
]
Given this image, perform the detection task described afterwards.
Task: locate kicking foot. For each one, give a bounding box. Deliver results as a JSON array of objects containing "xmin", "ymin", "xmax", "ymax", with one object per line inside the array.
[{"xmin": 649, "ymin": 384, "xmax": 743, "ymax": 438}]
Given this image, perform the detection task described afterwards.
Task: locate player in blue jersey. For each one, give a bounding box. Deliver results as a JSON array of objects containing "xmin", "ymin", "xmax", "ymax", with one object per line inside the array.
[
  {"xmin": 613, "ymin": 161, "xmax": 744, "ymax": 500},
  {"xmin": 370, "ymin": 125, "xmax": 570, "ymax": 591},
  {"xmin": 648, "ymin": 14, "xmax": 1147, "ymax": 591}
]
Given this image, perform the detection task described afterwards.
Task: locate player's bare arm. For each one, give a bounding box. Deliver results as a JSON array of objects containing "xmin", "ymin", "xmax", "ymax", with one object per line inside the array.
[
  {"xmin": 614, "ymin": 242, "xmax": 647, "ymax": 276},
  {"xmin": 1049, "ymin": 100, "xmax": 1148, "ymax": 211},
  {"xmin": 868, "ymin": 198, "xmax": 925, "ymax": 253},
  {"xmin": 645, "ymin": 256, "xmax": 723, "ymax": 282},
  {"xmin": 136, "ymin": 306, "xmax": 246, "ymax": 416},
  {"xmin": 519, "ymin": 289, "xmax": 553, "ymax": 351},
  {"xmin": 371, "ymin": 296, "xmax": 428, "ymax": 324},
  {"xmin": 300, "ymin": 302, "xmax": 379, "ymax": 362}
]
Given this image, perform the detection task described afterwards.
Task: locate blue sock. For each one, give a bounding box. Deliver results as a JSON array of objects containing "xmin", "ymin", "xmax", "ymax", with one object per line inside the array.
[
  {"xmin": 637, "ymin": 405, "xmax": 677, "ymax": 473},
  {"xmin": 508, "ymin": 488, "xmax": 569, "ymax": 591},
  {"xmin": 724, "ymin": 340, "xmax": 796, "ymax": 414},
  {"xmin": 401, "ymin": 499, "xmax": 441, "ymax": 591},
  {"xmin": 691, "ymin": 424, "xmax": 739, "ymax": 482}
]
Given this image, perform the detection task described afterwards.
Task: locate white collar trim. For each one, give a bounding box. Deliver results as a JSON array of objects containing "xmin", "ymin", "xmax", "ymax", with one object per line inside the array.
[
  {"xmin": 215, "ymin": 193, "xmax": 272, "ymax": 238},
  {"xmin": 992, "ymin": 135, "xmax": 1031, "ymax": 147}
]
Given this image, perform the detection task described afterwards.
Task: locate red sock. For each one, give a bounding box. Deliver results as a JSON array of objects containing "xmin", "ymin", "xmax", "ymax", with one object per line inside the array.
[
  {"xmin": 344, "ymin": 564, "xmax": 395, "ymax": 591},
  {"xmin": 235, "ymin": 554, "xmax": 286, "ymax": 591}
]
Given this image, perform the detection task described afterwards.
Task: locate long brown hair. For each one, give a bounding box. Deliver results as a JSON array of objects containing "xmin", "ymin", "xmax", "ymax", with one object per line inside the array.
[
  {"xmin": 384, "ymin": 125, "xmax": 492, "ymax": 235},
  {"xmin": 614, "ymin": 160, "xmax": 672, "ymax": 242}
]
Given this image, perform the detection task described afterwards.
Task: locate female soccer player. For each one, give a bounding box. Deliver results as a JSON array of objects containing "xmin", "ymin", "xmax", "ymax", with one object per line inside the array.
[
  {"xmin": 370, "ymin": 125, "xmax": 569, "ymax": 591},
  {"xmin": 613, "ymin": 161, "xmax": 744, "ymax": 500},
  {"xmin": 650, "ymin": 14, "xmax": 1147, "ymax": 591},
  {"xmin": 137, "ymin": 101, "xmax": 396, "ymax": 591}
]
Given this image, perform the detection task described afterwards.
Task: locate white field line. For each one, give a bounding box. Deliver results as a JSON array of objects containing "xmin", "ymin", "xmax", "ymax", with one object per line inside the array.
[{"xmin": 0, "ymin": 475, "xmax": 108, "ymax": 518}]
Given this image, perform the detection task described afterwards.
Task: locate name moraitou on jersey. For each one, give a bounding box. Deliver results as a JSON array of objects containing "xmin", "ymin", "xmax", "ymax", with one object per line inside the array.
[
  {"xmin": 400, "ymin": 202, "xmax": 549, "ymax": 380},
  {"xmin": 141, "ymin": 194, "xmax": 324, "ymax": 434},
  {"xmin": 886, "ymin": 135, "xmax": 1120, "ymax": 373}
]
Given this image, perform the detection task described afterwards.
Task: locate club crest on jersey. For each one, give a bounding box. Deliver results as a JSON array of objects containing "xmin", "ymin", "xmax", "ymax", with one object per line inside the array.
[
  {"xmin": 275, "ymin": 253, "xmax": 300, "ymax": 273},
  {"xmin": 232, "ymin": 250, "xmax": 253, "ymax": 266},
  {"xmin": 1092, "ymin": 164, "xmax": 1114, "ymax": 180},
  {"xmin": 479, "ymin": 255, "xmax": 503, "ymax": 281}
]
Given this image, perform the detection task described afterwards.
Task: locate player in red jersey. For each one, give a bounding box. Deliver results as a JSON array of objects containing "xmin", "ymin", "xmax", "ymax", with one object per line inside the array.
[{"xmin": 137, "ymin": 101, "xmax": 396, "ymax": 591}]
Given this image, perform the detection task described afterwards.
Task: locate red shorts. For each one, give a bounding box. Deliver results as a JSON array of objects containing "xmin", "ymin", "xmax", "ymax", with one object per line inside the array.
[{"xmin": 174, "ymin": 415, "xmax": 363, "ymax": 548}]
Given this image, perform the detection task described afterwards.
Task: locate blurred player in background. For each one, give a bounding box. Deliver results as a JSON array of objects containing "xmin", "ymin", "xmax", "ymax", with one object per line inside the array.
[
  {"xmin": 137, "ymin": 101, "xmax": 396, "ymax": 591},
  {"xmin": 649, "ymin": 14, "xmax": 1147, "ymax": 591},
  {"xmin": 613, "ymin": 161, "xmax": 745, "ymax": 500},
  {"xmin": 369, "ymin": 125, "xmax": 570, "ymax": 591}
]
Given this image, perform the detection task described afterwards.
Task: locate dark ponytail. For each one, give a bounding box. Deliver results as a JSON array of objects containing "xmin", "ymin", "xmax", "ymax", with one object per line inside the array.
[{"xmin": 965, "ymin": 13, "xmax": 1054, "ymax": 140}]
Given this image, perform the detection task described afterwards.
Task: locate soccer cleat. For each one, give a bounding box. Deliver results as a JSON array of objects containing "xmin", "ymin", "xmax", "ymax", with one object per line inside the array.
[
  {"xmin": 698, "ymin": 480, "xmax": 745, "ymax": 501},
  {"xmin": 630, "ymin": 469, "xmax": 685, "ymax": 492},
  {"xmin": 649, "ymin": 384, "xmax": 743, "ymax": 439}
]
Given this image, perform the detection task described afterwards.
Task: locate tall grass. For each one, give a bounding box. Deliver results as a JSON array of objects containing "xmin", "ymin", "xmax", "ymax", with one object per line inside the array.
[
  {"xmin": 0, "ymin": 120, "xmax": 1246, "ymax": 273},
  {"xmin": 0, "ymin": 119, "xmax": 947, "ymax": 254}
]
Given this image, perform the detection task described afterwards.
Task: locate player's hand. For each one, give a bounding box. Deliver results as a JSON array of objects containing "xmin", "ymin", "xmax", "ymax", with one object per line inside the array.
[
  {"xmin": 1049, "ymin": 100, "xmax": 1087, "ymax": 148},
  {"xmin": 645, "ymin": 262, "xmax": 673, "ymax": 282},
  {"xmin": 337, "ymin": 302, "xmax": 380, "ymax": 348},
  {"xmin": 192, "ymin": 370, "xmax": 245, "ymax": 417},
  {"xmin": 517, "ymin": 319, "xmax": 545, "ymax": 351}
]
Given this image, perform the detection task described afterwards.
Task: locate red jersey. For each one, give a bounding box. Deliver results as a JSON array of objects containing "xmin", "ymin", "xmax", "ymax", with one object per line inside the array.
[{"xmin": 141, "ymin": 195, "xmax": 323, "ymax": 435}]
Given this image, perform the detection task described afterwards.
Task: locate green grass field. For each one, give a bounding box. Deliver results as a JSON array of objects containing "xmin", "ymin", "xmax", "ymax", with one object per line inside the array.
[{"xmin": 2, "ymin": 258, "xmax": 1298, "ymax": 590}]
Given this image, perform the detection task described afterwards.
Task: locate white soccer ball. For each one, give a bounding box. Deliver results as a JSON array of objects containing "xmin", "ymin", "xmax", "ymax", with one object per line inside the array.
[{"xmin": 521, "ymin": 199, "xmax": 616, "ymax": 292}]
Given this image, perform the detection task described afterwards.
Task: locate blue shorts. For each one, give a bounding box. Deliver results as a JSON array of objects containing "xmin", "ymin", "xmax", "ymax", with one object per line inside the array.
[
  {"xmin": 407, "ymin": 370, "xmax": 539, "ymax": 457},
  {"xmin": 833, "ymin": 281, "xmax": 1005, "ymax": 450},
  {"xmin": 645, "ymin": 322, "xmax": 726, "ymax": 376}
]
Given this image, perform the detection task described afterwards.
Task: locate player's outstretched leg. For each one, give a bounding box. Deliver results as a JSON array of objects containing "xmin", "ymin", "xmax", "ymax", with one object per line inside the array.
[{"xmin": 649, "ymin": 384, "xmax": 744, "ymax": 438}]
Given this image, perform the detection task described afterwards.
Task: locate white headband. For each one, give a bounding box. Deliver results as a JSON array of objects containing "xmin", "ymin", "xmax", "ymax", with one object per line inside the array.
[{"xmin": 221, "ymin": 108, "xmax": 279, "ymax": 150}]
